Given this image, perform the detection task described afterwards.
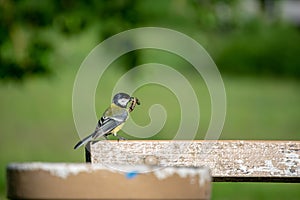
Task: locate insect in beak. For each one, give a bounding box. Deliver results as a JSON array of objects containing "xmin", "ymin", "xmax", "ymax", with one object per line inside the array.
[{"xmin": 129, "ymin": 97, "xmax": 140, "ymax": 112}]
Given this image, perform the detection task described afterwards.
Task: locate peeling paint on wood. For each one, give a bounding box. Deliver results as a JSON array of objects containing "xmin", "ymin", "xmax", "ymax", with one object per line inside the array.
[
  {"xmin": 88, "ymin": 140, "xmax": 300, "ymax": 182},
  {"xmin": 7, "ymin": 163, "xmax": 211, "ymax": 199}
]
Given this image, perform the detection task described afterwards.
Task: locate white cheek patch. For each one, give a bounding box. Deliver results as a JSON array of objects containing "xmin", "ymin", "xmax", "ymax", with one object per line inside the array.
[{"xmin": 118, "ymin": 98, "xmax": 129, "ymax": 106}]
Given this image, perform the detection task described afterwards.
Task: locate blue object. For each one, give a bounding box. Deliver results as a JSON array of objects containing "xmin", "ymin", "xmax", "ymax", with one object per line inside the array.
[{"xmin": 126, "ymin": 171, "xmax": 138, "ymax": 179}]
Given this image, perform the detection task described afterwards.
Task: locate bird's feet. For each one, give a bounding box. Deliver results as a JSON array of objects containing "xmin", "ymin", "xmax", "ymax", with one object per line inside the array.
[
  {"xmin": 116, "ymin": 134, "xmax": 127, "ymax": 141},
  {"xmin": 103, "ymin": 134, "xmax": 109, "ymax": 140}
]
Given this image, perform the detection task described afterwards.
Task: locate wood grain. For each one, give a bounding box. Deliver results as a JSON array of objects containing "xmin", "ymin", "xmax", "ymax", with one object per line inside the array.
[{"xmin": 87, "ymin": 140, "xmax": 300, "ymax": 182}]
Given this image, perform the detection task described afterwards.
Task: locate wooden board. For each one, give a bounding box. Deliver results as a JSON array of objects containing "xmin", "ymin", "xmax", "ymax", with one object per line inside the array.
[
  {"xmin": 87, "ymin": 140, "xmax": 300, "ymax": 183},
  {"xmin": 7, "ymin": 163, "xmax": 211, "ymax": 200}
]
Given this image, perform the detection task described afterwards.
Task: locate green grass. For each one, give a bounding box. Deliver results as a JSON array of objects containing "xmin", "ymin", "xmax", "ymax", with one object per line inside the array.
[
  {"xmin": 0, "ymin": 29, "xmax": 299, "ymax": 199},
  {"xmin": 0, "ymin": 72, "xmax": 299, "ymax": 199}
]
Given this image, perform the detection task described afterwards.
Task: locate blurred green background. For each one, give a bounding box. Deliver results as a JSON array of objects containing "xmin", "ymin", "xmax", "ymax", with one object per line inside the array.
[{"xmin": 1, "ymin": 0, "xmax": 300, "ymax": 199}]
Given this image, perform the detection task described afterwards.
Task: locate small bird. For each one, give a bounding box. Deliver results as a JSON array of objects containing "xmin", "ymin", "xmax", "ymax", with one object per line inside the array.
[{"xmin": 74, "ymin": 92, "xmax": 140, "ymax": 149}]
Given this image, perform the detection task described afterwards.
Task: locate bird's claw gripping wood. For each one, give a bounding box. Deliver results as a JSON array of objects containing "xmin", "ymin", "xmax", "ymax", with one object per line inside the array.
[{"xmin": 129, "ymin": 97, "xmax": 140, "ymax": 112}]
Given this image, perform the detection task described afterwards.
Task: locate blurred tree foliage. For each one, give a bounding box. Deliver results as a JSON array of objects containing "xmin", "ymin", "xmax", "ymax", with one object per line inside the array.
[
  {"xmin": 216, "ymin": 21, "xmax": 300, "ymax": 78},
  {"xmin": 0, "ymin": 0, "xmax": 299, "ymax": 80}
]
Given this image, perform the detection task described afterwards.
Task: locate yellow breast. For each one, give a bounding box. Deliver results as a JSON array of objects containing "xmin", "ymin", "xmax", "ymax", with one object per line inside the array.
[{"xmin": 111, "ymin": 123, "xmax": 125, "ymax": 135}]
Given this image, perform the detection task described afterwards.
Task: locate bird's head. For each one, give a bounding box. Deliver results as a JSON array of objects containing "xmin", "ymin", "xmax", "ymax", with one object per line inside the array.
[{"xmin": 113, "ymin": 93, "xmax": 132, "ymax": 108}]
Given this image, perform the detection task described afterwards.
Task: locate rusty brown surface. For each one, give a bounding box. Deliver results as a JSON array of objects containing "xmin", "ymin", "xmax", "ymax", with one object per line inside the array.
[{"xmin": 89, "ymin": 140, "xmax": 300, "ymax": 182}]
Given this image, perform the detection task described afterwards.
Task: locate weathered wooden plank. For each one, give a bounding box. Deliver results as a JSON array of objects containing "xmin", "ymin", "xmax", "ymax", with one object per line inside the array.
[
  {"xmin": 87, "ymin": 140, "xmax": 300, "ymax": 183},
  {"xmin": 7, "ymin": 163, "xmax": 211, "ymax": 200}
]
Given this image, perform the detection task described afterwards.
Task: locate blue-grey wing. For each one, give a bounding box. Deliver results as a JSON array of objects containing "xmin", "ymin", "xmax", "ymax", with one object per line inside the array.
[
  {"xmin": 92, "ymin": 107, "xmax": 128, "ymax": 139},
  {"xmin": 92, "ymin": 117, "xmax": 120, "ymax": 138}
]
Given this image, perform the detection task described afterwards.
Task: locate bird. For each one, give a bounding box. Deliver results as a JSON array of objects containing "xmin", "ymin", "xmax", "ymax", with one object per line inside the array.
[{"xmin": 74, "ymin": 92, "xmax": 140, "ymax": 149}]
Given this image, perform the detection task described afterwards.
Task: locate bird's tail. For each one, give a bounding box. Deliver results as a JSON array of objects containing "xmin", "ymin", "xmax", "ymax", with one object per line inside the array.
[{"xmin": 74, "ymin": 132, "xmax": 95, "ymax": 149}]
